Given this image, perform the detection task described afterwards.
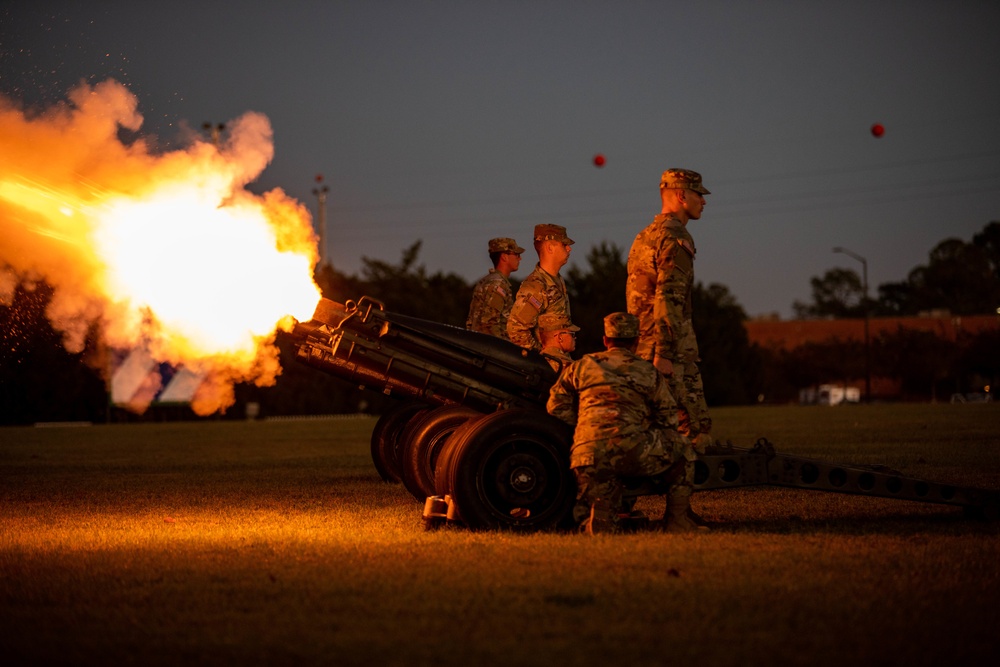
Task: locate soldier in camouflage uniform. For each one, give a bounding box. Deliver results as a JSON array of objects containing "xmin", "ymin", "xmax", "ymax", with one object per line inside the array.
[
  {"xmin": 546, "ymin": 312, "xmax": 704, "ymax": 535},
  {"xmin": 466, "ymin": 237, "xmax": 525, "ymax": 339},
  {"xmin": 626, "ymin": 168, "xmax": 712, "ymax": 451},
  {"xmin": 507, "ymin": 224, "xmax": 574, "ymax": 351},
  {"xmin": 538, "ymin": 312, "xmax": 579, "ymax": 374}
]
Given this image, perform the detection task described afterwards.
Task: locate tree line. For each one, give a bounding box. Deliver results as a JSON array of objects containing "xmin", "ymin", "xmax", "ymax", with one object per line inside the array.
[
  {"xmin": 787, "ymin": 221, "xmax": 1000, "ymax": 401},
  {"xmin": 1, "ymin": 222, "xmax": 997, "ymax": 424},
  {"xmin": 794, "ymin": 221, "xmax": 1000, "ymax": 318}
]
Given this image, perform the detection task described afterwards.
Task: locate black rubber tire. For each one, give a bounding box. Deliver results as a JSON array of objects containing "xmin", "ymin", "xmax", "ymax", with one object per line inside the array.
[
  {"xmin": 369, "ymin": 400, "xmax": 430, "ymax": 482},
  {"xmin": 439, "ymin": 408, "xmax": 575, "ymax": 531},
  {"xmin": 400, "ymin": 405, "xmax": 482, "ymax": 501},
  {"xmin": 964, "ymin": 499, "xmax": 1000, "ymax": 521},
  {"xmin": 433, "ymin": 413, "xmax": 487, "ymax": 497}
]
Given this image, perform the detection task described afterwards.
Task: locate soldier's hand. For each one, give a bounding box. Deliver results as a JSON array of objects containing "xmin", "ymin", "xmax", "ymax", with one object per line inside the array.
[
  {"xmin": 653, "ymin": 355, "xmax": 673, "ymax": 376},
  {"xmin": 693, "ymin": 432, "xmax": 713, "ymax": 455}
]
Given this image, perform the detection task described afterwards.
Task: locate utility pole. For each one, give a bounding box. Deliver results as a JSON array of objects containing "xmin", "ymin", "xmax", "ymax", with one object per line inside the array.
[
  {"xmin": 312, "ymin": 174, "xmax": 330, "ymax": 266},
  {"xmin": 833, "ymin": 246, "xmax": 871, "ymax": 403},
  {"xmin": 202, "ymin": 122, "xmax": 225, "ymax": 148}
]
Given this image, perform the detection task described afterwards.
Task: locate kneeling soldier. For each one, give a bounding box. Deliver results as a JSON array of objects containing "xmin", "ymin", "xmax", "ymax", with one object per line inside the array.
[{"xmin": 546, "ymin": 312, "xmax": 705, "ymax": 535}]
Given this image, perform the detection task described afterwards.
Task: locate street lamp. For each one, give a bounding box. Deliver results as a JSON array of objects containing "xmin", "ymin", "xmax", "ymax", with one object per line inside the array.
[
  {"xmin": 312, "ymin": 175, "xmax": 330, "ymax": 266},
  {"xmin": 833, "ymin": 246, "xmax": 871, "ymax": 403},
  {"xmin": 202, "ymin": 122, "xmax": 225, "ymax": 148}
]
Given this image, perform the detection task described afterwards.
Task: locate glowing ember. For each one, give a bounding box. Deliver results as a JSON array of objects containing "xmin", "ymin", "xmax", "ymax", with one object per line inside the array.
[{"xmin": 0, "ymin": 79, "xmax": 322, "ymax": 415}]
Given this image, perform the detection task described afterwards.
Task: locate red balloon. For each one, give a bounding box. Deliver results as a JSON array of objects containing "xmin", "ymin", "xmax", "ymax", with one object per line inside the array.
[
  {"xmin": 870, "ymin": 123, "xmax": 885, "ymax": 138},
  {"xmin": 593, "ymin": 154, "xmax": 606, "ymax": 167},
  {"xmin": 315, "ymin": 173, "xmax": 324, "ymax": 182}
]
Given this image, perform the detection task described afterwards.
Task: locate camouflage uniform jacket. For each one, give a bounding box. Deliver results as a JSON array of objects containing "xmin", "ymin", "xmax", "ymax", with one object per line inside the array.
[
  {"xmin": 466, "ymin": 269, "xmax": 514, "ymax": 339},
  {"xmin": 546, "ymin": 347, "xmax": 679, "ymax": 469},
  {"xmin": 507, "ymin": 264, "xmax": 571, "ymax": 351},
  {"xmin": 625, "ymin": 214, "xmax": 699, "ymax": 364},
  {"xmin": 540, "ymin": 346, "xmax": 573, "ymax": 374}
]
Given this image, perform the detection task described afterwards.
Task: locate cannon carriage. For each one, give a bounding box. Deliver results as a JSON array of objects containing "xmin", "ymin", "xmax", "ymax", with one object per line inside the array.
[{"xmin": 290, "ymin": 296, "xmax": 999, "ymax": 530}]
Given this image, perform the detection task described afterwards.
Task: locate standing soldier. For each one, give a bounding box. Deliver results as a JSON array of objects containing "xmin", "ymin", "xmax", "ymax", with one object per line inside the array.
[
  {"xmin": 466, "ymin": 237, "xmax": 524, "ymax": 339},
  {"xmin": 507, "ymin": 224, "xmax": 574, "ymax": 351},
  {"xmin": 626, "ymin": 168, "xmax": 712, "ymax": 451},
  {"xmin": 546, "ymin": 312, "xmax": 703, "ymax": 535}
]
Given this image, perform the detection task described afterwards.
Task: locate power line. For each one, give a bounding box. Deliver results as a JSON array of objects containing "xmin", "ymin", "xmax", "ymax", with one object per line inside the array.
[
  {"xmin": 326, "ymin": 148, "xmax": 1000, "ymax": 216},
  {"xmin": 326, "ymin": 174, "xmax": 1000, "ymax": 240}
]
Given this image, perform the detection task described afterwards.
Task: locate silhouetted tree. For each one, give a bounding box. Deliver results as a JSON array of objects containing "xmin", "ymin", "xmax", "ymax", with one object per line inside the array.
[
  {"xmin": 692, "ymin": 282, "xmax": 762, "ymax": 405},
  {"xmin": 808, "ymin": 222, "xmax": 1000, "ymax": 317},
  {"xmin": 908, "ymin": 238, "xmax": 995, "ymax": 315},
  {"xmin": 873, "ymin": 328, "xmax": 958, "ymax": 401},
  {"xmin": 0, "ymin": 282, "xmax": 106, "ymax": 425},
  {"xmin": 352, "ymin": 240, "xmax": 472, "ymax": 326},
  {"xmin": 314, "ymin": 261, "xmax": 367, "ymax": 305},
  {"xmin": 792, "ymin": 268, "xmax": 866, "ymax": 319},
  {"xmin": 972, "ymin": 221, "xmax": 1000, "ymax": 281},
  {"xmin": 956, "ymin": 328, "xmax": 1000, "ymax": 397},
  {"xmin": 564, "ymin": 242, "xmax": 628, "ymax": 355}
]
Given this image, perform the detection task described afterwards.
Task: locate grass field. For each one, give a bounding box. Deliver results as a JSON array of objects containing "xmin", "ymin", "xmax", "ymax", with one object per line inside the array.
[{"xmin": 2, "ymin": 404, "xmax": 999, "ymax": 666}]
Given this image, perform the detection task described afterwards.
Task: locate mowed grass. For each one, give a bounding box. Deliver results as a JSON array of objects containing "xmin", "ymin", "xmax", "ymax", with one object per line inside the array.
[{"xmin": 2, "ymin": 404, "xmax": 999, "ymax": 667}]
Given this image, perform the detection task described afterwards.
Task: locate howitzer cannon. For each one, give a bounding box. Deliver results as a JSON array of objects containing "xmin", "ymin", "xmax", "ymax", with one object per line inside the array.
[{"xmin": 290, "ymin": 296, "xmax": 1000, "ymax": 530}]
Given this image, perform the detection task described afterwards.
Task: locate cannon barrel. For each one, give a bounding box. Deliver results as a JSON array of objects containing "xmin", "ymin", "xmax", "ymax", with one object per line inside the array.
[{"xmin": 290, "ymin": 296, "xmax": 557, "ymax": 413}]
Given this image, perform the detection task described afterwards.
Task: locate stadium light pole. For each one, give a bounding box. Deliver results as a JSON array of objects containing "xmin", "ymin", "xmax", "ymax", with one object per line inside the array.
[
  {"xmin": 312, "ymin": 176, "xmax": 330, "ymax": 266},
  {"xmin": 202, "ymin": 122, "xmax": 225, "ymax": 148},
  {"xmin": 833, "ymin": 246, "xmax": 871, "ymax": 403}
]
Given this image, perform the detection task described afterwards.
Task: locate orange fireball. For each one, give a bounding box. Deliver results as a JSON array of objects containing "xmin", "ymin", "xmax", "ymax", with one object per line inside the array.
[{"xmin": 0, "ymin": 80, "xmax": 322, "ymax": 414}]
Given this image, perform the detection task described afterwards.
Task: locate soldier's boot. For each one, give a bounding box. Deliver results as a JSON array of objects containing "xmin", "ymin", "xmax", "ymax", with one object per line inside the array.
[
  {"xmin": 580, "ymin": 499, "xmax": 617, "ymax": 536},
  {"xmin": 617, "ymin": 509, "xmax": 650, "ymax": 532},
  {"xmin": 663, "ymin": 487, "xmax": 709, "ymax": 534},
  {"xmin": 686, "ymin": 508, "xmax": 710, "ymax": 528}
]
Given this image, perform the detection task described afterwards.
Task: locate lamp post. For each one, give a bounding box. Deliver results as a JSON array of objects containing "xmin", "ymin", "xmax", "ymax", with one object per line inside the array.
[
  {"xmin": 202, "ymin": 122, "xmax": 225, "ymax": 148},
  {"xmin": 312, "ymin": 175, "xmax": 330, "ymax": 266},
  {"xmin": 833, "ymin": 246, "xmax": 871, "ymax": 403}
]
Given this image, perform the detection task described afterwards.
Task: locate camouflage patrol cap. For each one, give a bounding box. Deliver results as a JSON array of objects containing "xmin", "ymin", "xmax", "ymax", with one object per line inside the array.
[
  {"xmin": 660, "ymin": 168, "xmax": 710, "ymax": 195},
  {"xmin": 488, "ymin": 237, "xmax": 525, "ymax": 254},
  {"xmin": 604, "ymin": 312, "xmax": 639, "ymax": 338},
  {"xmin": 538, "ymin": 312, "xmax": 580, "ymax": 333},
  {"xmin": 533, "ymin": 224, "xmax": 575, "ymax": 245}
]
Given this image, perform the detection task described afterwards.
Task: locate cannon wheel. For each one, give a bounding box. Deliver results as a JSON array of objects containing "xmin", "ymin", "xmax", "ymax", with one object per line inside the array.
[
  {"xmin": 437, "ymin": 408, "xmax": 575, "ymax": 531},
  {"xmin": 400, "ymin": 405, "xmax": 482, "ymax": 501},
  {"xmin": 433, "ymin": 413, "xmax": 485, "ymax": 497},
  {"xmin": 370, "ymin": 400, "xmax": 430, "ymax": 483}
]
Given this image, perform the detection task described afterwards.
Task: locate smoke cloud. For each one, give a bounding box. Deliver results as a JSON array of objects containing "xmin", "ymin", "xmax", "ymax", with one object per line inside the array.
[{"xmin": 0, "ymin": 79, "xmax": 321, "ymax": 415}]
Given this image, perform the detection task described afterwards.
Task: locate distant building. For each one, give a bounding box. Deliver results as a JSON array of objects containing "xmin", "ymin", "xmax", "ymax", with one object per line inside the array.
[
  {"xmin": 745, "ymin": 312, "xmax": 1000, "ymax": 403},
  {"xmin": 745, "ymin": 313, "xmax": 999, "ymax": 351}
]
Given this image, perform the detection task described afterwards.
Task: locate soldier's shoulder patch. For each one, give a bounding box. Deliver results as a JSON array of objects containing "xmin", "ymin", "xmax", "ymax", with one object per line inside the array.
[
  {"xmin": 487, "ymin": 289, "xmax": 507, "ymax": 310},
  {"xmin": 678, "ymin": 239, "xmax": 696, "ymax": 256},
  {"xmin": 512, "ymin": 296, "xmax": 542, "ymax": 322}
]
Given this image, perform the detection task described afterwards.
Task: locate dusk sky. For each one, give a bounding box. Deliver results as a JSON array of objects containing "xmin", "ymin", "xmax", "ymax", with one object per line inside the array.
[{"xmin": 3, "ymin": 1, "xmax": 998, "ymax": 319}]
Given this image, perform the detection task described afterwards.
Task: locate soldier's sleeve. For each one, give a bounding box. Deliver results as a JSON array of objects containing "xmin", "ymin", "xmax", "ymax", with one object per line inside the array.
[
  {"xmin": 485, "ymin": 284, "xmax": 510, "ymax": 338},
  {"xmin": 507, "ymin": 284, "xmax": 544, "ymax": 350},
  {"xmin": 465, "ymin": 283, "xmax": 482, "ymax": 330},
  {"xmin": 653, "ymin": 239, "xmax": 685, "ymax": 362},
  {"xmin": 626, "ymin": 235, "xmax": 658, "ymax": 360},
  {"xmin": 546, "ymin": 366, "xmax": 578, "ymax": 427}
]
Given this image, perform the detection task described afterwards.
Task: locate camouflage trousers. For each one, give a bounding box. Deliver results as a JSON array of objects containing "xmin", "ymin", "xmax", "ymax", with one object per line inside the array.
[
  {"xmin": 571, "ymin": 429, "xmax": 696, "ymax": 527},
  {"xmin": 670, "ymin": 359, "xmax": 712, "ymax": 438},
  {"xmin": 639, "ymin": 325, "xmax": 712, "ymax": 438}
]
